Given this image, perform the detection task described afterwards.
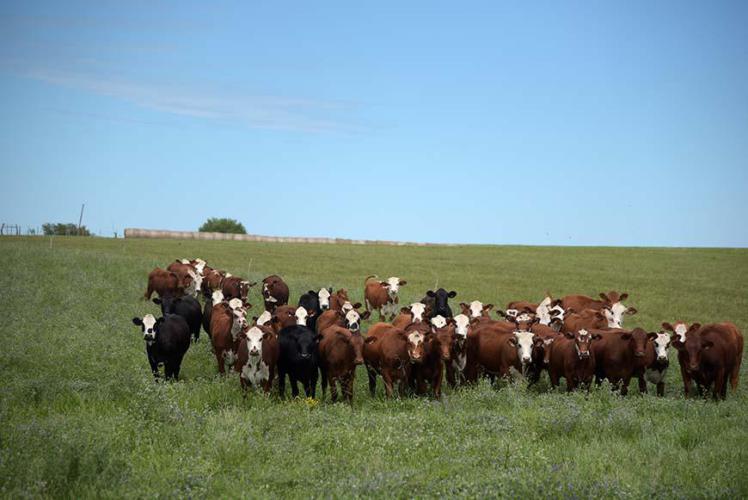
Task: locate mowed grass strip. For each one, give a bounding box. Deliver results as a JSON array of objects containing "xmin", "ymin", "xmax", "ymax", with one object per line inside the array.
[{"xmin": 0, "ymin": 236, "xmax": 746, "ymax": 498}]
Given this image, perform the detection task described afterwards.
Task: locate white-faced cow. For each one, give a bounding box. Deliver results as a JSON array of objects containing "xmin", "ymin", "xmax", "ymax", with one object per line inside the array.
[{"xmin": 364, "ymin": 275, "xmax": 407, "ymax": 321}]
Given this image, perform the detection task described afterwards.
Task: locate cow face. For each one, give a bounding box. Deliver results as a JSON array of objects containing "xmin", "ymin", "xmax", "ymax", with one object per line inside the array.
[
  {"xmin": 426, "ymin": 288, "xmax": 457, "ymax": 316},
  {"xmin": 383, "ymin": 277, "xmax": 406, "ymax": 298},
  {"xmin": 255, "ymin": 310, "xmax": 272, "ymax": 326},
  {"xmin": 542, "ymin": 337, "xmax": 556, "ymax": 365},
  {"xmin": 132, "ymin": 314, "xmax": 161, "ymax": 343},
  {"xmin": 295, "ymin": 306, "xmax": 313, "ymax": 326},
  {"xmin": 318, "ymin": 287, "xmax": 332, "ymax": 311},
  {"xmin": 682, "ymin": 330, "xmax": 712, "ymax": 372},
  {"xmin": 231, "ymin": 307, "xmax": 248, "ymax": 336},
  {"xmin": 432, "ymin": 325, "xmax": 454, "ymax": 361},
  {"xmin": 649, "ymin": 331, "xmax": 671, "ymax": 363},
  {"xmin": 602, "ymin": 301, "xmax": 637, "ymax": 329},
  {"xmin": 626, "ymin": 328, "xmax": 649, "ymax": 357},
  {"xmin": 463, "ymin": 300, "xmax": 493, "ymax": 319},
  {"xmin": 228, "ymin": 298, "xmax": 245, "ymax": 311},
  {"xmin": 245, "ymin": 326, "xmax": 269, "ymax": 357},
  {"xmin": 453, "ymin": 314, "xmax": 470, "ymax": 338},
  {"xmin": 572, "ymin": 329, "xmax": 596, "ymax": 360},
  {"xmin": 662, "ymin": 321, "xmax": 692, "ymax": 343},
  {"xmin": 510, "ymin": 330, "xmax": 536, "ymax": 365},
  {"xmin": 344, "ymin": 308, "xmax": 370, "ymax": 332},
  {"xmin": 402, "ymin": 303, "xmax": 427, "ymax": 323},
  {"xmin": 271, "ymin": 306, "xmax": 298, "ymax": 331},
  {"xmin": 349, "ymin": 332, "xmax": 365, "ymax": 365},
  {"xmin": 211, "ymin": 290, "xmax": 225, "ymax": 305},
  {"xmin": 430, "ymin": 315, "xmax": 447, "ymax": 329},
  {"xmin": 406, "ymin": 331, "xmax": 426, "ymax": 363},
  {"xmin": 185, "ymin": 270, "xmax": 203, "ymax": 298},
  {"xmin": 295, "ymin": 331, "xmax": 318, "ymax": 360}
]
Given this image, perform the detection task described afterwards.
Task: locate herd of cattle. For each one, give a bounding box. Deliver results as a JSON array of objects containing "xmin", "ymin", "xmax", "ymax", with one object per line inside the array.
[{"xmin": 131, "ymin": 258, "xmax": 744, "ymax": 403}]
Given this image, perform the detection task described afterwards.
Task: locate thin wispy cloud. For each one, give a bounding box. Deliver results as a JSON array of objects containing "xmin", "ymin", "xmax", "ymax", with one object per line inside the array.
[{"xmin": 6, "ymin": 63, "xmax": 362, "ymax": 133}]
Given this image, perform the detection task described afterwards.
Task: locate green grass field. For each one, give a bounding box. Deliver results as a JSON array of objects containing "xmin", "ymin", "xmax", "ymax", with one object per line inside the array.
[{"xmin": 1, "ymin": 236, "xmax": 746, "ymax": 498}]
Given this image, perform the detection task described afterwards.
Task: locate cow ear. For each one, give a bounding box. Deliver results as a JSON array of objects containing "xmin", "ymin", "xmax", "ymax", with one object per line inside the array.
[
  {"xmin": 152, "ymin": 298, "xmax": 162, "ymax": 305},
  {"xmin": 508, "ymin": 337, "xmax": 518, "ymax": 346},
  {"xmin": 399, "ymin": 280, "xmax": 407, "ymax": 286},
  {"xmin": 661, "ymin": 322, "xmax": 674, "ymax": 332},
  {"xmin": 620, "ymin": 333, "xmax": 632, "ymax": 340},
  {"xmin": 484, "ymin": 304, "xmax": 494, "ymax": 311},
  {"xmin": 620, "ymin": 293, "xmax": 629, "ymax": 301},
  {"xmin": 495, "ymin": 309, "xmax": 507, "ymax": 318},
  {"xmin": 626, "ymin": 307, "xmax": 637, "ymax": 315},
  {"xmin": 314, "ymin": 334, "xmax": 323, "ymax": 342},
  {"xmin": 688, "ymin": 323, "xmax": 702, "ymax": 333},
  {"xmin": 308, "ymin": 290, "xmax": 316, "ymax": 296},
  {"xmin": 400, "ymin": 307, "xmax": 410, "ymax": 314},
  {"xmin": 132, "ymin": 317, "xmax": 143, "ymax": 326},
  {"xmin": 459, "ymin": 302, "xmax": 468, "ymax": 309},
  {"xmin": 647, "ymin": 332, "xmax": 658, "ymax": 340},
  {"xmin": 599, "ymin": 293, "xmax": 608, "ymax": 301},
  {"xmin": 595, "ymin": 311, "xmax": 606, "ymax": 320},
  {"xmin": 380, "ymin": 281, "xmax": 389, "ymax": 287},
  {"xmin": 564, "ymin": 331, "xmax": 574, "ymax": 339},
  {"xmin": 702, "ymin": 340, "xmax": 713, "ymax": 350},
  {"xmin": 364, "ymin": 336, "xmax": 377, "ymax": 344},
  {"xmin": 352, "ymin": 302, "xmax": 362, "ymax": 310},
  {"xmin": 426, "ymin": 290, "xmax": 435, "ymax": 297},
  {"xmin": 360, "ymin": 311, "xmax": 371, "ymax": 320},
  {"xmin": 448, "ymin": 290, "xmax": 457, "ymax": 298},
  {"xmin": 591, "ymin": 333, "xmax": 602, "ymax": 340}
]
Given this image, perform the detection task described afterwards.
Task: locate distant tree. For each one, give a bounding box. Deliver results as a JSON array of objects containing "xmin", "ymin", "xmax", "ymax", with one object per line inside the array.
[
  {"xmin": 198, "ymin": 218, "xmax": 246, "ymax": 234},
  {"xmin": 42, "ymin": 223, "xmax": 92, "ymax": 236}
]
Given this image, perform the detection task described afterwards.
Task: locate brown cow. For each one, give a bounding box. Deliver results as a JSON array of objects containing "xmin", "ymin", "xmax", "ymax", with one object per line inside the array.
[
  {"xmin": 546, "ymin": 329, "xmax": 600, "ymax": 391},
  {"xmin": 315, "ymin": 304, "xmax": 370, "ymax": 334},
  {"xmin": 270, "ymin": 305, "xmax": 302, "ymax": 333},
  {"xmin": 329, "ymin": 289, "xmax": 350, "ymax": 312},
  {"xmin": 561, "ymin": 291, "xmax": 637, "ymax": 329},
  {"xmin": 210, "ymin": 301, "xmax": 248, "ymax": 374},
  {"xmin": 590, "ymin": 328, "xmax": 649, "ymax": 395},
  {"xmin": 222, "ymin": 276, "xmax": 256, "ymax": 303},
  {"xmin": 318, "ymin": 325, "xmax": 365, "ymax": 404},
  {"xmin": 363, "ymin": 323, "xmax": 422, "ymax": 397},
  {"xmin": 144, "ymin": 267, "xmax": 190, "ymax": 300},
  {"xmin": 411, "ymin": 321, "xmax": 451, "ymax": 398},
  {"xmin": 364, "ymin": 275, "xmax": 407, "ymax": 321},
  {"xmin": 234, "ymin": 324, "xmax": 278, "ymax": 394},
  {"xmin": 640, "ymin": 330, "xmax": 673, "ymax": 396},
  {"xmin": 201, "ymin": 269, "xmax": 227, "ymax": 296},
  {"xmin": 663, "ymin": 321, "xmax": 701, "ymax": 396},
  {"xmin": 563, "ymin": 308, "xmax": 608, "ymax": 332},
  {"xmin": 445, "ymin": 314, "xmax": 471, "ymax": 387},
  {"xmin": 671, "ymin": 322, "xmax": 743, "ymax": 399},
  {"xmin": 261, "ymin": 275, "xmax": 289, "ymax": 312},
  {"xmin": 465, "ymin": 319, "xmax": 540, "ymax": 384}
]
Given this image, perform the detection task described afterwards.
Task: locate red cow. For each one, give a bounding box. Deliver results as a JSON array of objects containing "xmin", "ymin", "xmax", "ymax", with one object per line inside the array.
[
  {"xmin": 210, "ymin": 301, "xmax": 248, "ymax": 374},
  {"xmin": 144, "ymin": 267, "xmax": 190, "ymax": 299},
  {"xmin": 546, "ymin": 329, "xmax": 600, "ymax": 391},
  {"xmin": 234, "ymin": 325, "xmax": 278, "ymax": 394},
  {"xmin": 364, "ymin": 275, "xmax": 407, "ymax": 321},
  {"xmin": 329, "ymin": 289, "xmax": 351, "ymax": 312},
  {"xmin": 408, "ymin": 322, "xmax": 446, "ymax": 399},
  {"xmin": 261, "ymin": 275, "xmax": 289, "ymax": 312},
  {"xmin": 561, "ymin": 291, "xmax": 637, "ymax": 329},
  {"xmin": 363, "ymin": 323, "xmax": 421, "ymax": 398},
  {"xmin": 563, "ymin": 309, "xmax": 608, "ymax": 332},
  {"xmin": 222, "ymin": 276, "xmax": 256, "ymax": 303},
  {"xmin": 662, "ymin": 321, "xmax": 702, "ymax": 396},
  {"xmin": 318, "ymin": 325, "xmax": 365, "ymax": 404},
  {"xmin": 590, "ymin": 328, "xmax": 650, "ymax": 395}
]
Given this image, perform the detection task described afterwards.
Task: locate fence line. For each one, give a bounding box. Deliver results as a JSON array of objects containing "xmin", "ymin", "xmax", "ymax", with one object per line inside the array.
[{"xmin": 124, "ymin": 228, "xmax": 456, "ymax": 247}]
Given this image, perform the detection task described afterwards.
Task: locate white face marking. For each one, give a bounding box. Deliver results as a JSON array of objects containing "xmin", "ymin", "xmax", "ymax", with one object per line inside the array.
[
  {"xmin": 674, "ymin": 323, "xmax": 687, "ymax": 342},
  {"xmin": 505, "ymin": 309, "xmax": 519, "ymax": 318},
  {"xmin": 535, "ymin": 302, "xmax": 552, "ymax": 325},
  {"xmin": 468, "ymin": 301, "xmax": 484, "ymax": 319},
  {"xmin": 180, "ymin": 259, "xmax": 190, "ymax": 264},
  {"xmin": 453, "ymin": 314, "xmax": 470, "ymax": 337},
  {"xmin": 341, "ymin": 301, "xmax": 354, "ymax": 313},
  {"xmin": 211, "ymin": 290, "xmax": 225, "ymax": 304},
  {"xmin": 549, "ymin": 305, "xmax": 565, "ymax": 321},
  {"xmin": 318, "ymin": 288, "xmax": 331, "ymax": 310},
  {"xmin": 256, "ymin": 310, "xmax": 272, "ymax": 326},
  {"xmin": 225, "ymin": 273, "xmax": 232, "ymax": 278},
  {"xmin": 409, "ymin": 303, "xmax": 427, "ymax": 322},
  {"xmin": 516, "ymin": 312, "xmax": 533, "ymax": 323},
  {"xmin": 654, "ymin": 332, "xmax": 670, "ymax": 360},
  {"xmin": 514, "ymin": 331, "xmax": 535, "ymax": 364},
  {"xmin": 194, "ymin": 262, "xmax": 206, "ymax": 276},
  {"xmin": 604, "ymin": 302, "xmax": 628, "ymax": 328},
  {"xmin": 228, "ymin": 298, "xmax": 244, "ymax": 311},
  {"xmin": 345, "ymin": 309, "xmax": 362, "ymax": 331},
  {"xmin": 575, "ymin": 329, "xmax": 590, "ymax": 359},
  {"xmin": 407, "ymin": 331, "xmax": 424, "ymax": 348},
  {"xmin": 295, "ymin": 307, "xmax": 309, "ymax": 326},
  {"xmin": 245, "ymin": 326, "xmax": 265, "ymax": 356},
  {"xmin": 141, "ymin": 314, "xmax": 157, "ymax": 341},
  {"xmin": 430, "ymin": 315, "xmax": 447, "ymax": 329},
  {"xmin": 231, "ymin": 309, "xmax": 247, "ymax": 338},
  {"xmin": 385, "ymin": 277, "xmax": 401, "ymax": 297},
  {"xmin": 185, "ymin": 270, "xmax": 201, "ymax": 298}
]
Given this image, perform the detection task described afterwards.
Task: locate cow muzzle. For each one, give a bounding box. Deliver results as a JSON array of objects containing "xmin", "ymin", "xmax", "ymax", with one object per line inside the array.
[
  {"xmin": 635, "ymin": 351, "xmax": 645, "ymax": 358},
  {"xmin": 578, "ymin": 351, "xmax": 590, "ymax": 360}
]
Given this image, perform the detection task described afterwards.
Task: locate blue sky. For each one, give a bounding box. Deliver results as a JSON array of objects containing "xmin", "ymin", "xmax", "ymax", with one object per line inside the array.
[{"xmin": 1, "ymin": 1, "xmax": 747, "ymax": 246}]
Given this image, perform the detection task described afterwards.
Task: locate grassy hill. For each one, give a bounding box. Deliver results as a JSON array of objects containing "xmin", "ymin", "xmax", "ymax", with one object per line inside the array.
[{"xmin": 1, "ymin": 236, "xmax": 746, "ymax": 497}]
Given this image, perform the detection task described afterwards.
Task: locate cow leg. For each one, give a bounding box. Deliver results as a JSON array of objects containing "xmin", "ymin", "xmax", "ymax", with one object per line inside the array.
[
  {"xmin": 714, "ymin": 368, "xmax": 727, "ymax": 400},
  {"xmin": 680, "ymin": 367, "xmax": 692, "ymax": 397},
  {"xmin": 620, "ymin": 377, "xmax": 631, "ymax": 396},
  {"xmin": 215, "ymin": 349, "xmax": 225, "ymax": 374},
  {"xmin": 638, "ymin": 374, "xmax": 647, "ymax": 394},
  {"xmin": 309, "ymin": 371, "xmax": 318, "ymax": 398},
  {"xmin": 329, "ymin": 376, "xmax": 339, "ymax": 403},
  {"xmin": 290, "ymin": 376, "xmax": 300, "ymax": 398},
  {"xmin": 656, "ymin": 381, "xmax": 665, "ymax": 397},
  {"xmin": 320, "ymin": 366, "xmax": 328, "ymax": 400},
  {"xmin": 366, "ymin": 367, "xmax": 377, "ymax": 396},
  {"xmin": 433, "ymin": 373, "xmax": 442, "ymax": 400},
  {"xmin": 343, "ymin": 374, "xmax": 354, "ymax": 405},
  {"xmin": 382, "ymin": 370, "xmax": 395, "ymax": 398},
  {"xmin": 278, "ymin": 369, "xmax": 287, "ymax": 399},
  {"xmin": 446, "ymin": 364, "xmax": 456, "ymax": 389},
  {"xmin": 549, "ymin": 370, "xmax": 560, "ymax": 389},
  {"xmin": 240, "ymin": 377, "xmax": 249, "ymax": 398}
]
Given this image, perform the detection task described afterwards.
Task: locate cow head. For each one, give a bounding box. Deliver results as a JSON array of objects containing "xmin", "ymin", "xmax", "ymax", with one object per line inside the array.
[
  {"xmin": 401, "ymin": 303, "xmax": 428, "ymax": 323},
  {"xmin": 625, "ymin": 328, "xmax": 649, "ymax": 358},
  {"xmin": 344, "ymin": 307, "xmax": 370, "ymax": 332},
  {"xmin": 340, "ymin": 330, "xmax": 365, "ymax": 365},
  {"xmin": 211, "ymin": 290, "xmax": 225, "ymax": 305},
  {"xmin": 318, "ymin": 287, "xmax": 332, "ymax": 311},
  {"xmin": 508, "ymin": 325, "xmax": 537, "ymax": 366},
  {"xmin": 132, "ymin": 314, "xmax": 162, "ymax": 344},
  {"xmin": 648, "ymin": 331, "xmax": 671, "ymax": 364},
  {"xmin": 460, "ymin": 300, "xmax": 494, "ymax": 319},
  {"xmin": 295, "ymin": 306, "xmax": 314, "ymax": 326},
  {"xmin": 536, "ymin": 296, "xmax": 565, "ymax": 326},
  {"xmin": 271, "ymin": 305, "xmax": 299, "ymax": 332},
  {"xmin": 295, "ymin": 330, "xmax": 319, "ymax": 361},
  {"xmin": 662, "ymin": 321, "xmax": 693, "ymax": 343},
  {"xmin": 254, "ymin": 310, "xmax": 272, "ymax": 326},
  {"xmin": 238, "ymin": 280, "xmax": 256, "ymax": 301},
  {"xmin": 430, "ymin": 323, "xmax": 454, "ymax": 361},
  {"xmin": 152, "ymin": 295, "xmax": 178, "ymax": 315},
  {"xmin": 382, "ymin": 277, "xmax": 406, "ymax": 298},
  {"xmin": 600, "ymin": 292, "xmax": 636, "ymax": 328},
  {"xmin": 405, "ymin": 330, "xmax": 426, "ymax": 364},
  {"xmin": 453, "ymin": 314, "xmax": 470, "ymax": 339},
  {"xmin": 231, "ymin": 306, "xmax": 248, "ymax": 338},
  {"xmin": 425, "ymin": 288, "xmax": 457, "ymax": 317},
  {"xmin": 245, "ymin": 326, "xmax": 271, "ymax": 357},
  {"xmin": 681, "ymin": 327, "xmax": 710, "ymax": 372},
  {"xmin": 430, "ymin": 315, "xmax": 447, "ymax": 329},
  {"xmin": 566, "ymin": 329, "xmax": 598, "ymax": 360}
]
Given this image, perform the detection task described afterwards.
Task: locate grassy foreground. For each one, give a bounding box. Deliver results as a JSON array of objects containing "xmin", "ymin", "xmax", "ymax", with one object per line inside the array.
[{"xmin": 0, "ymin": 236, "xmax": 746, "ymax": 498}]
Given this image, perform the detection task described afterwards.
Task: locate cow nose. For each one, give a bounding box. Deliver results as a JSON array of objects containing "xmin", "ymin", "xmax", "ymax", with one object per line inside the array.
[
  {"xmin": 635, "ymin": 351, "xmax": 645, "ymax": 357},
  {"xmin": 579, "ymin": 351, "xmax": 589, "ymax": 359},
  {"xmin": 300, "ymin": 353, "xmax": 311, "ymax": 359},
  {"xmin": 658, "ymin": 355, "xmax": 668, "ymax": 362},
  {"xmin": 321, "ymin": 304, "xmax": 329, "ymax": 310},
  {"xmin": 350, "ymin": 323, "xmax": 359, "ymax": 330},
  {"xmin": 354, "ymin": 357, "xmax": 364, "ymax": 365}
]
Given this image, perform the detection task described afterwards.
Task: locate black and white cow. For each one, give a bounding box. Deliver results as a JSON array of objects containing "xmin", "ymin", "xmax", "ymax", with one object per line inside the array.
[
  {"xmin": 298, "ymin": 291, "xmax": 323, "ymax": 331},
  {"xmin": 131, "ymin": 314, "xmax": 191, "ymax": 380}
]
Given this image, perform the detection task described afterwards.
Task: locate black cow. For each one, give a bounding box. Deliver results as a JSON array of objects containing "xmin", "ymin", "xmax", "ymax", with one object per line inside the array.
[
  {"xmin": 277, "ymin": 325, "xmax": 320, "ymax": 398},
  {"xmin": 153, "ymin": 295, "xmax": 202, "ymax": 342},
  {"xmin": 131, "ymin": 314, "xmax": 191, "ymax": 380},
  {"xmin": 298, "ymin": 291, "xmax": 322, "ymax": 331},
  {"xmin": 422, "ymin": 288, "xmax": 458, "ymax": 318}
]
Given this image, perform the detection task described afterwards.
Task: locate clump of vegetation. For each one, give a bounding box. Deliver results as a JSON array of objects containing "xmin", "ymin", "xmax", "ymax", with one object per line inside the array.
[
  {"xmin": 42, "ymin": 223, "xmax": 91, "ymax": 236},
  {"xmin": 198, "ymin": 218, "xmax": 246, "ymax": 234}
]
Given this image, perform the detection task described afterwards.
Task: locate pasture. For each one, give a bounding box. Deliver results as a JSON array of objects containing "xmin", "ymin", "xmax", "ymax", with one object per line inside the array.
[{"xmin": 1, "ymin": 236, "xmax": 746, "ymax": 498}]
